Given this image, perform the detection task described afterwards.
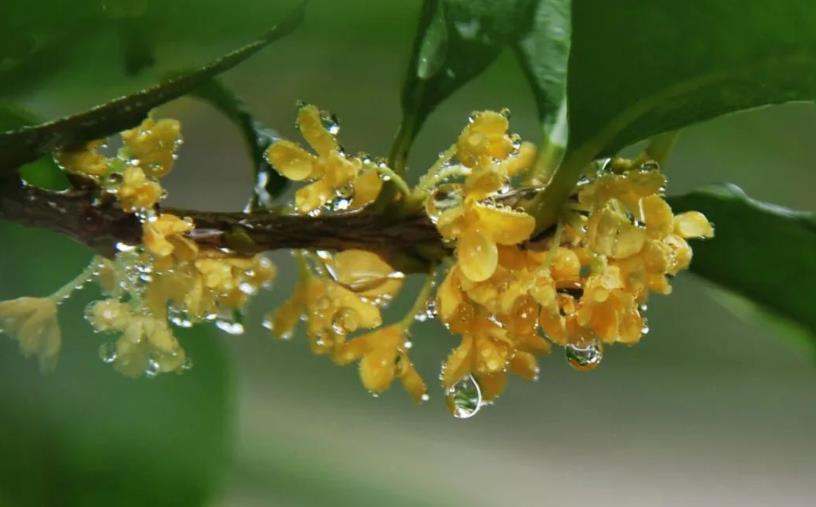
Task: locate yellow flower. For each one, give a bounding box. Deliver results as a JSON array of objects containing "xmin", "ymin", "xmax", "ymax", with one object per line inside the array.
[
  {"xmin": 86, "ymin": 299, "xmax": 185, "ymax": 377},
  {"xmin": 457, "ymin": 111, "xmax": 514, "ymax": 170},
  {"xmin": 267, "ymin": 276, "xmax": 383, "ymax": 354},
  {"xmin": 0, "ymin": 297, "xmax": 61, "ymax": 371},
  {"xmin": 55, "ymin": 140, "xmax": 109, "ymax": 177},
  {"xmin": 143, "ymin": 213, "xmax": 198, "ymax": 261},
  {"xmin": 328, "ymin": 249, "xmax": 403, "ymax": 300},
  {"xmin": 118, "ymin": 166, "xmax": 162, "ymax": 212},
  {"xmin": 121, "ymin": 117, "xmax": 182, "ymax": 178},
  {"xmin": 266, "ymin": 104, "xmax": 382, "ymax": 213},
  {"xmin": 334, "ymin": 325, "xmax": 427, "ymax": 402}
]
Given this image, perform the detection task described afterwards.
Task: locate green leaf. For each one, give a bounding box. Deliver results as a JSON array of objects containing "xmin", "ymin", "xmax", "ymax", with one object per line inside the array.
[
  {"xmin": 532, "ymin": 0, "xmax": 816, "ymax": 233},
  {"xmin": 567, "ymin": 0, "xmax": 816, "ymax": 157},
  {"xmin": 0, "ymin": 223, "xmax": 233, "ymax": 507},
  {"xmin": 394, "ymin": 0, "xmax": 570, "ymax": 170},
  {"xmin": 668, "ymin": 184, "xmax": 816, "ymax": 350},
  {"xmin": 0, "ymin": 105, "xmax": 69, "ymax": 190},
  {"xmin": 0, "ymin": 2, "xmax": 305, "ymax": 173},
  {"xmin": 188, "ymin": 79, "xmax": 288, "ymax": 209}
]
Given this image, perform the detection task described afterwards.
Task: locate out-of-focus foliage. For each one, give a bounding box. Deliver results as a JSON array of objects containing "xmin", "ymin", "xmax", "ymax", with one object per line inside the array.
[{"xmin": 0, "ymin": 222, "xmax": 232, "ymax": 507}]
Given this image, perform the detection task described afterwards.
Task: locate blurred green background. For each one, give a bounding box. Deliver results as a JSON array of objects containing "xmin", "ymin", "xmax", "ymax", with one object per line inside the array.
[{"xmin": 1, "ymin": 1, "xmax": 815, "ymax": 506}]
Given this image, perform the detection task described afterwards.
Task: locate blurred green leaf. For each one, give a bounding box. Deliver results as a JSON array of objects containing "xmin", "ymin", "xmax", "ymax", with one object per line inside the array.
[
  {"xmin": 394, "ymin": 0, "xmax": 569, "ymax": 169},
  {"xmin": 567, "ymin": 0, "xmax": 816, "ymax": 157},
  {"xmin": 668, "ymin": 184, "xmax": 816, "ymax": 351},
  {"xmin": 0, "ymin": 222, "xmax": 233, "ymax": 507},
  {"xmin": 0, "ymin": 2, "xmax": 305, "ymax": 173},
  {"xmin": 188, "ymin": 79, "xmax": 288, "ymax": 209},
  {"xmin": 0, "ymin": 105, "xmax": 69, "ymax": 189}
]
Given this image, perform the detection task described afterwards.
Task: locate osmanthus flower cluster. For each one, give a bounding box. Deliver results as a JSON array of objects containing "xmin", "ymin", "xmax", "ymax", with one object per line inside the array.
[{"xmin": 0, "ymin": 104, "xmax": 713, "ymax": 417}]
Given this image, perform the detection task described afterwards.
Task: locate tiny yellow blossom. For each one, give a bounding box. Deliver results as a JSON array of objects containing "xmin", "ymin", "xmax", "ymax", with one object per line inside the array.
[
  {"xmin": 334, "ymin": 325, "xmax": 427, "ymax": 402},
  {"xmin": 143, "ymin": 213, "xmax": 198, "ymax": 261},
  {"xmin": 265, "ymin": 104, "xmax": 382, "ymax": 213},
  {"xmin": 55, "ymin": 140, "xmax": 109, "ymax": 177},
  {"xmin": 121, "ymin": 117, "xmax": 182, "ymax": 178},
  {"xmin": 0, "ymin": 297, "xmax": 61, "ymax": 371},
  {"xmin": 118, "ymin": 166, "xmax": 162, "ymax": 212}
]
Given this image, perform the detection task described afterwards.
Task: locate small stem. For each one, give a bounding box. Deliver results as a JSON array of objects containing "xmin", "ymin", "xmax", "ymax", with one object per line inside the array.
[
  {"xmin": 366, "ymin": 162, "xmax": 411, "ymax": 197},
  {"xmin": 524, "ymin": 100, "xmax": 568, "ymax": 185},
  {"xmin": 49, "ymin": 256, "xmax": 102, "ymax": 301},
  {"xmin": 641, "ymin": 130, "xmax": 679, "ymax": 166},
  {"xmin": 415, "ymin": 144, "xmax": 458, "ymax": 194},
  {"xmin": 388, "ymin": 118, "xmax": 418, "ymax": 175},
  {"xmin": 399, "ymin": 270, "xmax": 436, "ymax": 329}
]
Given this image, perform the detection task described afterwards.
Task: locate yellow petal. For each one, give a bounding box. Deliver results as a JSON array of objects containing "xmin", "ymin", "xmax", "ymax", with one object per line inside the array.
[
  {"xmin": 349, "ymin": 167, "xmax": 383, "ymax": 210},
  {"xmin": 457, "ymin": 227, "xmax": 498, "ymax": 282},
  {"xmin": 442, "ymin": 334, "xmax": 474, "ymax": 389},
  {"xmin": 641, "ymin": 194, "xmax": 674, "ymax": 236},
  {"xmin": 333, "ymin": 249, "xmax": 403, "ymax": 300},
  {"xmin": 266, "ymin": 140, "xmax": 317, "ymax": 181},
  {"xmin": 475, "ymin": 372, "xmax": 508, "ymax": 402},
  {"xmin": 437, "ymin": 267, "xmax": 464, "ymax": 322},
  {"xmin": 295, "ymin": 178, "xmax": 335, "ymax": 213},
  {"xmin": 398, "ymin": 355, "xmax": 428, "ymax": 403},
  {"xmin": 473, "ymin": 201, "xmax": 536, "ymax": 245},
  {"xmin": 674, "ymin": 211, "xmax": 714, "ymax": 238},
  {"xmin": 297, "ymin": 104, "xmax": 338, "ymax": 156},
  {"xmin": 359, "ymin": 348, "xmax": 397, "ymax": 393}
]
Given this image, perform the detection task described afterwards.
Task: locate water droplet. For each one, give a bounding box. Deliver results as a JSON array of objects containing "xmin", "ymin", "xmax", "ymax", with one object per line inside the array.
[
  {"xmin": 566, "ymin": 341, "xmax": 603, "ymax": 371},
  {"xmin": 168, "ymin": 307, "xmax": 193, "ymax": 328},
  {"xmin": 640, "ymin": 160, "xmax": 660, "ymax": 172},
  {"xmin": 453, "ymin": 18, "xmax": 480, "ymax": 39},
  {"xmin": 446, "ymin": 374, "xmax": 482, "ymax": 419},
  {"xmin": 181, "ymin": 357, "xmax": 194, "ymax": 372},
  {"xmin": 144, "ymin": 357, "xmax": 160, "ymax": 378},
  {"xmin": 215, "ymin": 318, "xmax": 245, "ymax": 335},
  {"xmin": 98, "ymin": 342, "xmax": 117, "ymax": 364},
  {"xmin": 421, "ymin": 393, "xmax": 430, "ymax": 402},
  {"xmin": 331, "ymin": 307, "xmax": 360, "ymax": 335},
  {"xmin": 641, "ymin": 317, "xmax": 650, "ymax": 335},
  {"xmin": 115, "ymin": 241, "xmax": 138, "ymax": 252},
  {"xmin": 425, "ymin": 183, "xmax": 463, "ymax": 224}
]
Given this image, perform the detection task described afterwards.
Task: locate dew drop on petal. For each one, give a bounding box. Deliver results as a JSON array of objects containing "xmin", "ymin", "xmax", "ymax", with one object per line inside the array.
[
  {"xmin": 565, "ymin": 341, "xmax": 603, "ymax": 372},
  {"xmin": 98, "ymin": 342, "xmax": 117, "ymax": 364},
  {"xmin": 446, "ymin": 374, "xmax": 482, "ymax": 419}
]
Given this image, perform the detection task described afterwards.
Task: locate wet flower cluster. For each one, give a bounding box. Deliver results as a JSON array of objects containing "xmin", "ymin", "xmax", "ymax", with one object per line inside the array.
[{"xmin": 0, "ymin": 105, "xmax": 713, "ymax": 417}]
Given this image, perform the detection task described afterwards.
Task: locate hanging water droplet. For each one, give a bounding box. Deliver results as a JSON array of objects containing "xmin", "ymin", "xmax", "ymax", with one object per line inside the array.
[
  {"xmin": 421, "ymin": 393, "xmax": 430, "ymax": 402},
  {"xmin": 641, "ymin": 317, "xmax": 650, "ymax": 335},
  {"xmin": 144, "ymin": 357, "xmax": 160, "ymax": 378},
  {"xmin": 565, "ymin": 340, "xmax": 603, "ymax": 371},
  {"xmin": 98, "ymin": 342, "xmax": 117, "ymax": 364},
  {"xmin": 446, "ymin": 374, "xmax": 482, "ymax": 419}
]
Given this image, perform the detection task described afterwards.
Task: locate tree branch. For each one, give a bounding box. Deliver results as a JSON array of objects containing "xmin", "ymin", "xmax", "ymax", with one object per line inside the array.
[{"xmin": 0, "ymin": 175, "xmax": 447, "ymax": 272}]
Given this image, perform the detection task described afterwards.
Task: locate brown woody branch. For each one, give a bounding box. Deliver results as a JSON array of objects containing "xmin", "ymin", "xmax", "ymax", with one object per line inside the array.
[{"xmin": 0, "ymin": 175, "xmax": 447, "ymax": 272}]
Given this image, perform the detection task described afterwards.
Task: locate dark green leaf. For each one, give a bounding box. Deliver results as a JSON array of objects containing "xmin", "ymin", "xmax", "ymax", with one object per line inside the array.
[
  {"xmin": 668, "ymin": 184, "xmax": 816, "ymax": 350},
  {"xmin": 0, "ymin": 222, "xmax": 233, "ymax": 507},
  {"xmin": 513, "ymin": 0, "xmax": 570, "ymax": 129},
  {"xmin": 0, "ymin": 2, "xmax": 305, "ymax": 173},
  {"xmin": 188, "ymin": 79, "xmax": 288, "ymax": 209},
  {"xmin": 394, "ymin": 0, "xmax": 570, "ymax": 169},
  {"xmin": 567, "ymin": 0, "xmax": 816, "ymax": 157}
]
